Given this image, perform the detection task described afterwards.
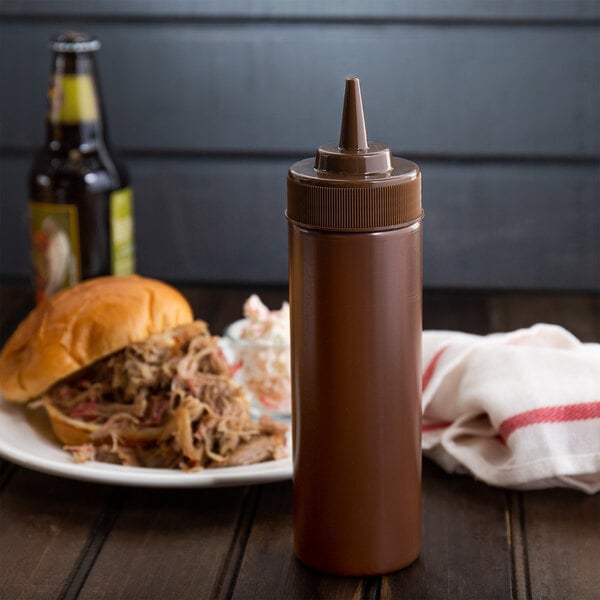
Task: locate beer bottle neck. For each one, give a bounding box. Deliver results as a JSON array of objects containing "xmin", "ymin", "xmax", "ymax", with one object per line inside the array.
[{"xmin": 45, "ymin": 52, "xmax": 108, "ymax": 153}]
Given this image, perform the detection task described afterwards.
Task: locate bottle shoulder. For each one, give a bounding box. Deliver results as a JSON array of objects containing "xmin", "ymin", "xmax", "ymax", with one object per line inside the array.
[{"xmin": 30, "ymin": 147, "xmax": 129, "ymax": 197}]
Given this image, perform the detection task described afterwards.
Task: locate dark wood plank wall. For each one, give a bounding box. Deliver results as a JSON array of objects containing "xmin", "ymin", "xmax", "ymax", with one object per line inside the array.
[{"xmin": 1, "ymin": 1, "xmax": 599, "ymax": 289}]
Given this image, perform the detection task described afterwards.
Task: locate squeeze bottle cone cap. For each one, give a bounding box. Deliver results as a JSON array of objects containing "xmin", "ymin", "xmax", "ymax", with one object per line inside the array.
[{"xmin": 287, "ymin": 77, "xmax": 422, "ymax": 232}]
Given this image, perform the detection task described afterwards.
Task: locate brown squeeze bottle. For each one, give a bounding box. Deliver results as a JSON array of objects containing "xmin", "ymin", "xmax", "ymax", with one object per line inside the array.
[{"xmin": 287, "ymin": 77, "xmax": 423, "ymax": 575}]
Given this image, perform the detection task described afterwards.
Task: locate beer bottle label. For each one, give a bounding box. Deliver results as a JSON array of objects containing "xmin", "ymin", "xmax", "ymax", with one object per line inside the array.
[
  {"xmin": 110, "ymin": 188, "xmax": 135, "ymax": 276},
  {"xmin": 48, "ymin": 74, "xmax": 99, "ymax": 124},
  {"xmin": 29, "ymin": 201, "xmax": 81, "ymax": 303}
]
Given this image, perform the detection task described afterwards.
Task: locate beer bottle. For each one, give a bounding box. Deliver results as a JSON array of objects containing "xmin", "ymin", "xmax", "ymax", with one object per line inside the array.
[{"xmin": 29, "ymin": 31, "xmax": 135, "ymax": 303}]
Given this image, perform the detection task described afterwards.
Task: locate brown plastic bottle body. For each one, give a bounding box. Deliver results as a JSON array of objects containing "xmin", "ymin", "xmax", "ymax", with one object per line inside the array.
[{"xmin": 289, "ymin": 218, "xmax": 422, "ymax": 575}]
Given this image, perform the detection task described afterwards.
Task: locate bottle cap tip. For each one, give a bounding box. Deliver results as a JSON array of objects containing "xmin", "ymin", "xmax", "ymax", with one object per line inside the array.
[{"xmin": 339, "ymin": 77, "xmax": 368, "ymax": 152}]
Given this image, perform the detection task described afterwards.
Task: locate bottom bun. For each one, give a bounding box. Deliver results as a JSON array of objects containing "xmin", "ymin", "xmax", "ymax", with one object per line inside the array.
[
  {"xmin": 44, "ymin": 403, "xmax": 98, "ymax": 446},
  {"xmin": 43, "ymin": 403, "xmax": 162, "ymax": 447}
]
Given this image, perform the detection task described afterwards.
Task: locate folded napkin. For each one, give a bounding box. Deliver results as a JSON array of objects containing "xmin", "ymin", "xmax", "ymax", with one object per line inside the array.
[{"xmin": 422, "ymin": 324, "xmax": 600, "ymax": 493}]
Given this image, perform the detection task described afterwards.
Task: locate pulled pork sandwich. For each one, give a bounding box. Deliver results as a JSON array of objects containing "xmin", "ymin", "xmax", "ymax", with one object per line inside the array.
[{"xmin": 0, "ymin": 275, "xmax": 287, "ymax": 470}]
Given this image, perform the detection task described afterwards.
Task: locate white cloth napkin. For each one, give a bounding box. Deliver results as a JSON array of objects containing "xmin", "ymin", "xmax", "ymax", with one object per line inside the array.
[{"xmin": 422, "ymin": 324, "xmax": 600, "ymax": 493}]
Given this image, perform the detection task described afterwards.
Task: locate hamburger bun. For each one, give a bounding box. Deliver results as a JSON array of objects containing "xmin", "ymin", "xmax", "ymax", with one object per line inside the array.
[
  {"xmin": 43, "ymin": 403, "xmax": 164, "ymax": 447},
  {"xmin": 0, "ymin": 275, "xmax": 193, "ymax": 403},
  {"xmin": 43, "ymin": 402, "xmax": 97, "ymax": 445}
]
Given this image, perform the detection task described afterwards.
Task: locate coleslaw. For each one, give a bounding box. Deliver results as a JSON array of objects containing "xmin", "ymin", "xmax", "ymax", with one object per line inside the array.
[{"xmin": 224, "ymin": 295, "xmax": 291, "ymax": 417}]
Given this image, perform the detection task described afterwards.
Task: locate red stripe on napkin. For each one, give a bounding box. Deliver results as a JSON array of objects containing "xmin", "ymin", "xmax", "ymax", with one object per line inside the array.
[
  {"xmin": 422, "ymin": 421, "xmax": 452, "ymax": 432},
  {"xmin": 422, "ymin": 344, "xmax": 450, "ymax": 391},
  {"xmin": 499, "ymin": 401, "xmax": 600, "ymax": 441}
]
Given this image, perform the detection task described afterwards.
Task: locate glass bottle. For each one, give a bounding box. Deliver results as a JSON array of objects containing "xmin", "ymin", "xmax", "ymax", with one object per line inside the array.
[{"xmin": 29, "ymin": 31, "xmax": 135, "ymax": 303}]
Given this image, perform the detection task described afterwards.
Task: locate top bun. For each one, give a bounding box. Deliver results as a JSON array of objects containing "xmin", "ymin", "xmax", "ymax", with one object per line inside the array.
[{"xmin": 0, "ymin": 275, "xmax": 193, "ymax": 403}]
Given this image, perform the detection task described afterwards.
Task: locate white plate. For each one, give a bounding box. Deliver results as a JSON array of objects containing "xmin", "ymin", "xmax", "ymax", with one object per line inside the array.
[{"xmin": 0, "ymin": 399, "xmax": 292, "ymax": 488}]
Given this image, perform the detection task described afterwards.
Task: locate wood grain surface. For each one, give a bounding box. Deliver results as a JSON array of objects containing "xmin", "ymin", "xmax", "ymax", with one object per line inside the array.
[{"xmin": 0, "ymin": 284, "xmax": 598, "ymax": 599}]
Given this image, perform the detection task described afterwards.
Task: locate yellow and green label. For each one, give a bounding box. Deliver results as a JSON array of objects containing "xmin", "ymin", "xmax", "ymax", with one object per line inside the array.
[
  {"xmin": 29, "ymin": 201, "xmax": 81, "ymax": 303},
  {"xmin": 110, "ymin": 187, "xmax": 136, "ymax": 276},
  {"xmin": 48, "ymin": 74, "xmax": 99, "ymax": 124}
]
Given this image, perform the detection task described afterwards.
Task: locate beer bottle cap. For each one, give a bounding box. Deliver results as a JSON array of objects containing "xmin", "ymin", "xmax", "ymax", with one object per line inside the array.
[
  {"xmin": 287, "ymin": 77, "xmax": 422, "ymax": 232},
  {"xmin": 51, "ymin": 31, "xmax": 101, "ymax": 54}
]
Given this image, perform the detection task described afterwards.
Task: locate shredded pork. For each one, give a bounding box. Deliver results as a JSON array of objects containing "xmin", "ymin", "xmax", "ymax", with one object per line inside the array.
[{"xmin": 38, "ymin": 321, "xmax": 287, "ymax": 470}]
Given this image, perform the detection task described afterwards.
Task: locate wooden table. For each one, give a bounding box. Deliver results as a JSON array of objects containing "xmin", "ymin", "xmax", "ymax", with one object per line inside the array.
[{"xmin": 1, "ymin": 283, "xmax": 598, "ymax": 600}]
